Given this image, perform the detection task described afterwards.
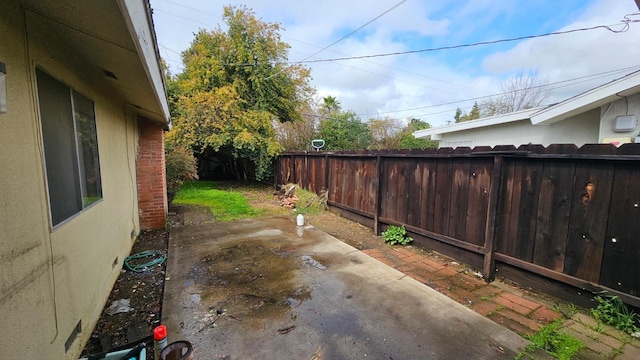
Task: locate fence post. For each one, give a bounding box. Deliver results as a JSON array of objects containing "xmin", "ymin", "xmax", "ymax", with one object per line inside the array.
[
  {"xmin": 483, "ymin": 155, "xmax": 503, "ymax": 282},
  {"xmin": 374, "ymin": 155, "xmax": 383, "ymax": 235},
  {"xmin": 291, "ymin": 154, "xmax": 296, "ymax": 184}
]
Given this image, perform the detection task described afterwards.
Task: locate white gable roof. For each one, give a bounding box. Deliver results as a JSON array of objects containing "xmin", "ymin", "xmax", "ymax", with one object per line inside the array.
[
  {"xmin": 530, "ymin": 70, "xmax": 640, "ymax": 125},
  {"xmin": 413, "ymin": 107, "xmax": 542, "ymax": 140}
]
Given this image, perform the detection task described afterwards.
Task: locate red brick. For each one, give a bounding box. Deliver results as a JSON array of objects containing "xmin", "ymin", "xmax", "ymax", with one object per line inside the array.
[
  {"xmin": 489, "ymin": 309, "xmax": 542, "ymax": 335},
  {"xmin": 448, "ymin": 286, "xmax": 481, "ymax": 306},
  {"xmin": 530, "ymin": 306, "xmax": 563, "ymax": 324},
  {"xmin": 435, "ymin": 266, "xmax": 458, "ymax": 277},
  {"xmin": 420, "ymin": 257, "xmax": 447, "ymax": 270},
  {"xmin": 472, "ymin": 286, "xmax": 503, "ymax": 298},
  {"xmin": 494, "ymin": 293, "xmax": 543, "ymax": 316},
  {"xmin": 362, "ymin": 249, "xmax": 385, "ymax": 259},
  {"xmin": 472, "ymin": 301, "xmax": 502, "ymax": 316},
  {"xmin": 392, "ymin": 247, "xmax": 414, "ymax": 259},
  {"xmin": 451, "ymin": 273, "xmax": 486, "ymax": 291}
]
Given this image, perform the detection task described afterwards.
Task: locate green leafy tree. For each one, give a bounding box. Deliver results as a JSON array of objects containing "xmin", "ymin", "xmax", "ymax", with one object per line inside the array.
[
  {"xmin": 317, "ymin": 97, "xmax": 370, "ymax": 150},
  {"xmin": 398, "ymin": 118, "xmax": 438, "ymax": 149},
  {"xmin": 167, "ymin": 5, "xmax": 313, "ymax": 180},
  {"xmin": 454, "ymin": 102, "xmax": 481, "ymax": 123}
]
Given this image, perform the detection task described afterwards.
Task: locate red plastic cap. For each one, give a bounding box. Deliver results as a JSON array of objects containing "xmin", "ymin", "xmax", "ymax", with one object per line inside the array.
[{"xmin": 153, "ymin": 325, "xmax": 167, "ymax": 340}]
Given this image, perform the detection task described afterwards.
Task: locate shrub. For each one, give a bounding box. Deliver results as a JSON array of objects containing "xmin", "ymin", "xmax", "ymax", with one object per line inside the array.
[
  {"xmin": 165, "ymin": 143, "xmax": 198, "ymax": 201},
  {"xmin": 382, "ymin": 225, "xmax": 413, "ymax": 246}
]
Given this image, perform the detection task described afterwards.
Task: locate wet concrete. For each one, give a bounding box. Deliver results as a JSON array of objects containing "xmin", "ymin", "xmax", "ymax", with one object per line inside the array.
[{"xmin": 163, "ymin": 207, "xmax": 532, "ymax": 359}]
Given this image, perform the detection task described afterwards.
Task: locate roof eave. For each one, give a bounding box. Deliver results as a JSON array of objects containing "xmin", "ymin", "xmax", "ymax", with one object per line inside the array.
[{"xmin": 116, "ymin": 0, "xmax": 170, "ymax": 126}]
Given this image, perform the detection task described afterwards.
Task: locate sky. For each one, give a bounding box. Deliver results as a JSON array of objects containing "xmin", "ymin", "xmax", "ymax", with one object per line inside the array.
[{"xmin": 151, "ymin": 0, "xmax": 640, "ymax": 127}]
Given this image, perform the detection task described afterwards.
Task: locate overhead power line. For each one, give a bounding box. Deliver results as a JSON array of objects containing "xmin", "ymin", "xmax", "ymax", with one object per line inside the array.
[
  {"xmin": 297, "ymin": 14, "xmax": 639, "ymax": 64},
  {"xmin": 355, "ymin": 65, "xmax": 640, "ymax": 117},
  {"xmin": 299, "ymin": 0, "xmax": 407, "ymax": 62}
]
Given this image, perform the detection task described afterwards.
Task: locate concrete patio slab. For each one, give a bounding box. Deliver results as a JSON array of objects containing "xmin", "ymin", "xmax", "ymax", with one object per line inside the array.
[{"xmin": 162, "ymin": 210, "xmax": 533, "ymax": 359}]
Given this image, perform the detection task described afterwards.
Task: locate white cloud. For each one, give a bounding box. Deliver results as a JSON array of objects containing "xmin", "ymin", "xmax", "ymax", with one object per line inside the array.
[{"xmin": 152, "ymin": 0, "xmax": 640, "ymax": 127}]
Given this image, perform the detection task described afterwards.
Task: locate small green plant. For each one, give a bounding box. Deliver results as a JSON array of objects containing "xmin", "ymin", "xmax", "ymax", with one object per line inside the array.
[
  {"xmin": 382, "ymin": 225, "xmax": 413, "ymax": 245},
  {"xmin": 591, "ymin": 294, "xmax": 640, "ymax": 335},
  {"xmin": 518, "ymin": 319, "xmax": 583, "ymax": 360}
]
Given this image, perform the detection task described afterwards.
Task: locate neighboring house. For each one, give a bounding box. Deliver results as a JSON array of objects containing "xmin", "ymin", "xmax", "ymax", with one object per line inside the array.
[
  {"xmin": 414, "ymin": 70, "xmax": 640, "ymax": 148},
  {"xmin": 1, "ymin": 1, "xmax": 169, "ymax": 359}
]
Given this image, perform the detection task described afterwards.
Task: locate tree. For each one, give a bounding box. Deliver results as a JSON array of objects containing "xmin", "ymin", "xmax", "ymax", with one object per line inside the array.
[
  {"xmin": 398, "ymin": 118, "xmax": 438, "ymax": 149},
  {"xmin": 481, "ymin": 69, "xmax": 550, "ymax": 117},
  {"xmin": 166, "ymin": 5, "xmax": 314, "ymax": 180},
  {"xmin": 273, "ymin": 101, "xmax": 318, "ymax": 151},
  {"xmin": 369, "ymin": 116, "xmax": 403, "ymax": 149},
  {"xmin": 317, "ymin": 97, "xmax": 370, "ymax": 150},
  {"xmin": 455, "ymin": 102, "xmax": 481, "ymax": 123}
]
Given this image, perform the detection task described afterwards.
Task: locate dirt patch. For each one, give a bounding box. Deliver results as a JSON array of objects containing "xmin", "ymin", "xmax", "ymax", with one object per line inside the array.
[{"xmin": 81, "ymin": 229, "xmax": 168, "ymax": 360}]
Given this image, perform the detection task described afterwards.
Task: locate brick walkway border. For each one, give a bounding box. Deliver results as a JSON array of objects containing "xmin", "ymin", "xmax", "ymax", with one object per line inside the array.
[{"xmin": 362, "ymin": 246, "xmax": 640, "ymax": 359}]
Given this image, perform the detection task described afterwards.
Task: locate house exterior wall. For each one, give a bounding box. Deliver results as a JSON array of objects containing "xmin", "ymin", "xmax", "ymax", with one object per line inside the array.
[
  {"xmin": 137, "ymin": 118, "xmax": 168, "ymax": 230},
  {"xmin": 438, "ymin": 109, "xmax": 600, "ymax": 148},
  {"xmin": 599, "ymin": 93, "xmax": 640, "ymax": 143},
  {"xmin": 0, "ymin": 4, "xmax": 144, "ymax": 359}
]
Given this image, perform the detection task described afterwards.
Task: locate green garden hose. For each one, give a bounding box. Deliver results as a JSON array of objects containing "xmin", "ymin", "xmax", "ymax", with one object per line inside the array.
[{"xmin": 124, "ymin": 250, "xmax": 166, "ymax": 272}]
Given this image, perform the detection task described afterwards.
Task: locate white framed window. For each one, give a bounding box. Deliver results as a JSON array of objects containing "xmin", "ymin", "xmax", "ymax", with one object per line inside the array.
[{"xmin": 36, "ymin": 69, "xmax": 102, "ymax": 227}]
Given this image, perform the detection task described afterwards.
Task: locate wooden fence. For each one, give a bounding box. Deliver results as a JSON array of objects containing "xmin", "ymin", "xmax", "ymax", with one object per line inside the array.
[{"xmin": 275, "ymin": 144, "xmax": 640, "ymax": 307}]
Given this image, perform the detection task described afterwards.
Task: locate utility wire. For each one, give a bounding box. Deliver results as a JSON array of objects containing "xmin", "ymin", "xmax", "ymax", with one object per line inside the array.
[
  {"xmin": 298, "ymin": 14, "xmax": 639, "ymax": 64},
  {"xmin": 298, "ymin": 0, "xmax": 407, "ymax": 62},
  {"xmin": 265, "ymin": 0, "xmax": 407, "ymax": 80},
  {"xmin": 355, "ymin": 65, "xmax": 640, "ymax": 117}
]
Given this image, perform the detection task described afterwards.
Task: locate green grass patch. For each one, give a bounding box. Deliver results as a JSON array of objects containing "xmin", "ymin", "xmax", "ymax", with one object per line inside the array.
[
  {"xmin": 173, "ymin": 181, "xmax": 265, "ymax": 221},
  {"xmin": 517, "ymin": 319, "xmax": 583, "ymax": 360}
]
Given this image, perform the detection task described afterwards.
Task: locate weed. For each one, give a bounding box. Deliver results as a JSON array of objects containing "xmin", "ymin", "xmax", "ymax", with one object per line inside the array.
[
  {"xmin": 518, "ymin": 319, "xmax": 583, "ymax": 360},
  {"xmin": 295, "ymin": 188, "xmax": 327, "ymax": 216},
  {"xmin": 591, "ymin": 294, "xmax": 640, "ymax": 335},
  {"xmin": 554, "ymin": 303, "xmax": 580, "ymax": 319},
  {"xmin": 381, "ymin": 225, "xmax": 413, "ymax": 246}
]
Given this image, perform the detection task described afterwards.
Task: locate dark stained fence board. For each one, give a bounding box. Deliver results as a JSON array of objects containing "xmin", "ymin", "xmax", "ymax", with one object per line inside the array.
[
  {"xmin": 353, "ymin": 159, "xmax": 364, "ymax": 212},
  {"xmin": 328, "ymin": 157, "xmax": 340, "ymax": 204},
  {"xmin": 564, "ymin": 161, "xmax": 614, "ymax": 282},
  {"xmin": 466, "ymin": 158, "xmax": 492, "ymax": 246},
  {"xmin": 407, "ymin": 160, "xmax": 423, "ymax": 228},
  {"xmin": 420, "ymin": 159, "xmax": 438, "ymax": 231},
  {"xmin": 448, "ymin": 157, "xmax": 471, "ymax": 241},
  {"xmin": 434, "ymin": 158, "xmax": 453, "ymax": 235},
  {"xmin": 601, "ymin": 163, "xmax": 640, "ymax": 296},
  {"xmin": 381, "ymin": 159, "xmax": 399, "ymax": 221},
  {"xmin": 497, "ymin": 158, "xmax": 519, "ymax": 257},
  {"xmin": 513, "ymin": 159, "xmax": 544, "ymax": 262},
  {"xmin": 532, "ymin": 160, "xmax": 575, "ymax": 272},
  {"xmin": 395, "ymin": 160, "xmax": 410, "ymax": 225}
]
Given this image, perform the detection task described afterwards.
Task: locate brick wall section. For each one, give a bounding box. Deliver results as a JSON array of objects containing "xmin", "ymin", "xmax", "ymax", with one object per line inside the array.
[{"xmin": 136, "ymin": 118, "xmax": 167, "ymax": 230}]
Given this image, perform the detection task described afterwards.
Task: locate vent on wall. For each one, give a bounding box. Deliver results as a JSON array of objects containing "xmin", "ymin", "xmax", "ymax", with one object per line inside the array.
[
  {"xmin": 613, "ymin": 115, "xmax": 637, "ymax": 132},
  {"xmin": 64, "ymin": 320, "xmax": 82, "ymax": 352}
]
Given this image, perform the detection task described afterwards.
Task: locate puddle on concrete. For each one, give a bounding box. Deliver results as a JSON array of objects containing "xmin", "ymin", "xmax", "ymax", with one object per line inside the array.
[{"xmin": 188, "ymin": 239, "xmax": 311, "ymax": 326}]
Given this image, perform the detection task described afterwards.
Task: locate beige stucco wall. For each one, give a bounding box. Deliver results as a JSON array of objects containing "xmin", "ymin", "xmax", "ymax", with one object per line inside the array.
[
  {"xmin": 1, "ymin": 3, "xmax": 141, "ymax": 359},
  {"xmin": 599, "ymin": 93, "xmax": 640, "ymax": 143},
  {"xmin": 438, "ymin": 108, "xmax": 600, "ymax": 148}
]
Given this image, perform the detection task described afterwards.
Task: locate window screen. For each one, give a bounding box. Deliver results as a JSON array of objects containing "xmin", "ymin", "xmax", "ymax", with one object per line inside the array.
[{"xmin": 36, "ymin": 69, "xmax": 102, "ymax": 226}]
